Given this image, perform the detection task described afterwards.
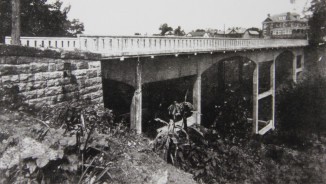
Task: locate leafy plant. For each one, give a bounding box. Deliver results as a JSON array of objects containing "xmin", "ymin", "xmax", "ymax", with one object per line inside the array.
[{"xmin": 0, "ymin": 100, "xmax": 117, "ymax": 183}]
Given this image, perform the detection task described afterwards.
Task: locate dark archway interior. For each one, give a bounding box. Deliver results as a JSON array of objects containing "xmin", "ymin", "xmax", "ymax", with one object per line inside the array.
[
  {"xmin": 102, "ymin": 78, "xmax": 135, "ymax": 120},
  {"xmin": 201, "ymin": 57, "xmax": 255, "ymax": 127},
  {"xmin": 275, "ymin": 51, "xmax": 294, "ymax": 88},
  {"xmin": 142, "ymin": 76, "xmax": 196, "ymax": 136}
]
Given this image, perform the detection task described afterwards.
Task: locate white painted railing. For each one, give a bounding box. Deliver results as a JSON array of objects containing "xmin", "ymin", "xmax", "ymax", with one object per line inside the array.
[
  {"xmin": 5, "ymin": 35, "xmax": 308, "ymax": 57},
  {"xmin": 5, "ymin": 36, "xmax": 79, "ymax": 51},
  {"xmin": 78, "ymin": 35, "xmax": 308, "ymax": 57}
]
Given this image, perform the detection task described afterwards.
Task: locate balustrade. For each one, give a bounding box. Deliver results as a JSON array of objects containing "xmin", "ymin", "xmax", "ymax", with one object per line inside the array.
[{"xmin": 5, "ymin": 35, "xmax": 308, "ymax": 57}]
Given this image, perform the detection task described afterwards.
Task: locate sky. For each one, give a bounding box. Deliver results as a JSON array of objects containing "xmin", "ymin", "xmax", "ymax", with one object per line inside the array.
[{"xmin": 56, "ymin": 0, "xmax": 311, "ymax": 35}]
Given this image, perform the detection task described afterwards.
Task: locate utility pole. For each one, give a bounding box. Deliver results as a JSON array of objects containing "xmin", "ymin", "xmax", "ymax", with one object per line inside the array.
[{"xmin": 11, "ymin": 0, "xmax": 21, "ymax": 45}]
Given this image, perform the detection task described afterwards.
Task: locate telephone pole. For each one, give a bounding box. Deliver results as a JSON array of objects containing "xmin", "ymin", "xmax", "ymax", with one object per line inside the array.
[{"xmin": 11, "ymin": 0, "xmax": 21, "ymax": 45}]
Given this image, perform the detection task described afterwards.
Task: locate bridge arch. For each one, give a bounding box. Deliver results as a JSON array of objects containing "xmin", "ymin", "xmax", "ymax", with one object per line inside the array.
[
  {"xmin": 274, "ymin": 50, "xmax": 296, "ymax": 88},
  {"xmin": 200, "ymin": 55, "xmax": 256, "ymax": 127}
]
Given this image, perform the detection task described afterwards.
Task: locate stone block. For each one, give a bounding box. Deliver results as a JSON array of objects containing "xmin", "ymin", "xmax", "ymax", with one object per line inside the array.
[
  {"xmin": 0, "ymin": 57, "xmax": 6, "ymax": 64},
  {"xmin": 71, "ymin": 69, "xmax": 87, "ymax": 76},
  {"xmin": 17, "ymin": 57, "xmax": 35, "ymax": 64},
  {"xmin": 77, "ymin": 77, "xmax": 86, "ymax": 88},
  {"xmin": 48, "ymin": 63, "xmax": 56, "ymax": 72},
  {"xmin": 97, "ymin": 69, "xmax": 102, "ymax": 77},
  {"xmin": 45, "ymin": 71, "xmax": 64, "ymax": 80},
  {"xmin": 90, "ymin": 91, "xmax": 103, "ymax": 100},
  {"xmin": 80, "ymin": 84, "xmax": 102, "ymax": 95},
  {"xmin": 56, "ymin": 63, "xmax": 65, "ymax": 71},
  {"xmin": 21, "ymin": 90, "xmax": 38, "ymax": 100},
  {"xmin": 0, "ymin": 65, "xmax": 19, "ymax": 76},
  {"xmin": 92, "ymin": 97, "xmax": 104, "ymax": 104},
  {"xmin": 37, "ymin": 89, "xmax": 46, "ymax": 98},
  {"xmin": 5, "ymin": 56, "xmax": 18, "ymax": 64},
  {"xmin": 19, "ymin": 74, "xmax": 32, "ymax": 82},
  {"xmin": 32, "ymin": 81, "xmax": 47, "ymax": 90},
  {"xmin": 16, "ymin": 64, "xmax": 31, "ymax": 74},
  {"xmin": 30, "ymin": 63, "xmax": 49, "ymax": 73},
  {"xmin": 47, "ymin": 79, "xmax": 60, "ymax": 87},
  {"xmin": 85, "ymin": 77, "xmax": 102, "ymax": 87},
  {"xmin": 32, "ymin": 73, "xmax": 46, "ymax": 81},
  {"xmin": 2, "ymin": 75, "xmax": 19, "ymax": 83},
  {"xmin": 17, "ymin": 82, "xmax": 33, "ymax": 92},
  {"xmin": 77, "ymin": 61, "xmax": 89, "ymax": 69},
  {"xmin": 88, "ymin": 61, "xmax": 101, "ymax": 69},
  {"xmin": 86, "ymin": 69, "xmax": 98, "ymax": 78},
  {"xmin": 45, "ymin": 86, "xmax": 62, "ymax": 96}
]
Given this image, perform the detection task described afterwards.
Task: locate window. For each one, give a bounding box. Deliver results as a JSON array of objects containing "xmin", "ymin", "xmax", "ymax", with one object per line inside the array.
[
  {"xmin": 48, "ymin": 41, "xmax": 51, "ymax": 47},
  {"xmin": 41, "ymin": 41, "xmax": 44, "ymax": 47},
  {"xmin": 62, "ymin": 41, "xmax": 64, "ymax": 47},
  {"xmin": 55, "ymin": 41, "xmax": 58, "ymax": 48},
  {"xmin": 34, "ymin": 40, "xmax": 37, "ymax": 47},
  {"xmin": 27, "ymin": 40, "xmax": 30, "ymax": 46}
]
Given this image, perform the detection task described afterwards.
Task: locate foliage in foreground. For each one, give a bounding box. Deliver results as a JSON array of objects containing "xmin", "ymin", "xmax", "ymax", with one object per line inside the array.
[{"xmin": 0, "ymin": 100, "xmax": 129, "ymax": 183}]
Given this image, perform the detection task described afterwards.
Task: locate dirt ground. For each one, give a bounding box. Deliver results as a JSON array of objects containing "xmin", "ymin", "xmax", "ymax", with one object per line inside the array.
[{"xmin": 0, "ymin": 108, "xmax": 197, "ymax": 184}]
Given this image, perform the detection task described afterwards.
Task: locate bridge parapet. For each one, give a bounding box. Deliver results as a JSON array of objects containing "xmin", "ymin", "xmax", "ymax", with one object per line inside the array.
[
  {"xmin": 5, "ymin": 36, "xmax": 79, "ymax": 51},
  {"xmin": 5, "ymin": 35, "xmax": 308, "ymax": 57},
  {"xmin": 78, "ymin": 35, "xmax": 308, "ymax": 57}
]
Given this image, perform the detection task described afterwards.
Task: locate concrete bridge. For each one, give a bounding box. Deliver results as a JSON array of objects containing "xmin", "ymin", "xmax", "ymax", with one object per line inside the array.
[{"xmin": 5, "ymin": 35, "xmax": 309, "ymax": 135}]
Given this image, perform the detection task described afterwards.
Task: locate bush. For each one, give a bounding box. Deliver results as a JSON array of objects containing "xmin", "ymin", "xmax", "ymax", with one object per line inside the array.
[{"xmin": 275, "ymin": 69, "xmax": 326, "ymax": 145}]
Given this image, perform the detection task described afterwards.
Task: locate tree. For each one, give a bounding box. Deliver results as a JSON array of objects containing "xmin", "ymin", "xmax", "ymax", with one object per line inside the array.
[
  {"xmin": 174, "ymin": 26, "xmax": 185, "ymax": 36},
  {"xmin": 0, "ymin": 0, "xmax": 84, "ymax": 43},
  {"xmin": 11, "ymin": 0, "xmax": 21, "ymax": 45},
  {"xmin": 159, "ymin": 23, "xmax": 173, "ymax": 36},
  {"xmin": 308, "ymin": 0, "xmax": 326, "ymax": 46},
  {"xmin": 195, "ymin": 29, "xmax": 205, "ymax": 32}
]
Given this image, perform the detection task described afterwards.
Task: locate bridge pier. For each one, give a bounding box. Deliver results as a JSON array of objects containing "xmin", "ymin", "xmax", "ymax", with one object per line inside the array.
[
  {"xmin": 130, "ymin": 58, "xmax": 142, "ymax": 134},
  {"xmin": 252, "ymin": 59, "xmax": 276, "ymax": 134},
  {"xmin": 193, "ymin": 74, "xmax": 202, "ymax": 125},
  {"xmin": 292, "ymin": 53, "xmax": 305, "ymax": 83},
  {"xmin": 292, "ymin": 55, "xmax": 298, "ymax": 83}
]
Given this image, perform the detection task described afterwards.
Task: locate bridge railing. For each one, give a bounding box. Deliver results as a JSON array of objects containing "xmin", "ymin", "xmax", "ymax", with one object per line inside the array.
[
  {"xmin": 5, "ymin": 35, "xmax": 308, "ymax": 57},
  {"xmin": 78, "ymin": 35, "xmax": 308, "ymax": 57},
  {"xmin": 5, "ymin": 36, "xmax": 79, "ymax": 51}
]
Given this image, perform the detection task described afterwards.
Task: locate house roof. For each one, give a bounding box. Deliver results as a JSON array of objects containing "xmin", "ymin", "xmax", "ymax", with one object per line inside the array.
[
  {"xmin": 263, "ymin": 12, "xmax": 308, "ymax": 23},
  {"xmin": 227, "ymin": 28, "xmax": 247, "ymax": 34},
  {"xmin": 248, "ymin": 30, "xmax": 260, "ymax": 35},
  {"xmin": 187, "ymin": 31, "xmax": 207, "ymax": 37}
]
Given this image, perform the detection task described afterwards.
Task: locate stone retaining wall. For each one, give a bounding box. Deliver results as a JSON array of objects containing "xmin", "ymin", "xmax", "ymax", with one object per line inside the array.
[{"xmin": 0, "ymin": 45, "xmax": 103, "ymax": 107}]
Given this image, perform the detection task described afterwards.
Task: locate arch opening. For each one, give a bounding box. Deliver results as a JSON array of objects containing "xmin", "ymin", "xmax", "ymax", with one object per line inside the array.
[
  {"xmin": 201, "ymin": 56, "xmax": 255, "ymax": 128},
  {"xmin": 275, "ymin": 51, "xmax": 295, "ymax": 89},
  {"xmin": 141, "ymin": 76, "xmax": 196, "ymax": 137}
]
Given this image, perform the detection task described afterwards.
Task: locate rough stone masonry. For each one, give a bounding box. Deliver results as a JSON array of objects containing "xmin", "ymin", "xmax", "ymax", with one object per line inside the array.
[{"xmin": 0, "ymin": 45, "xmax": 103, "ymax": 108}]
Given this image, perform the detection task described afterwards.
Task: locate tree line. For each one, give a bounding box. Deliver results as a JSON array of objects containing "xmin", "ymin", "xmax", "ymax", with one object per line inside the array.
[{"xmin": 1, "ymin": 0, "xmax": 84, "ymax": 44}]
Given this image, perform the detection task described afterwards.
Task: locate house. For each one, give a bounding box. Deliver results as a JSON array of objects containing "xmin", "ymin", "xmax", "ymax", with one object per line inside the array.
[
  {"xmin": 225, "ymin": 28, "xmax": 247, "ymax": 38},
  {"xmin": 262, "ymin": 12, "xmax": 309, "ymax": 39},
  {"xmin": 242, "ymin": 28, "xmax": 261, "ymax": 39},
  {"xmin": 186, "ymin": 31, "xmax": 211, "ymax": 38}
]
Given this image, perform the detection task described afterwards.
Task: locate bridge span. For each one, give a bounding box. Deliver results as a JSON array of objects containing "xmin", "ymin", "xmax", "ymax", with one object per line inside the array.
[{"xmin": 5, "ymin": 35, "xmax": 309, "ymax": 135}]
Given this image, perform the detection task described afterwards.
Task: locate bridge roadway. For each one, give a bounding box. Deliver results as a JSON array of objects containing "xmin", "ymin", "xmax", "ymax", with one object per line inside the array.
[{"xmin": 6, "ymin": 35, "xmax": 309, "ymax": 135}]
